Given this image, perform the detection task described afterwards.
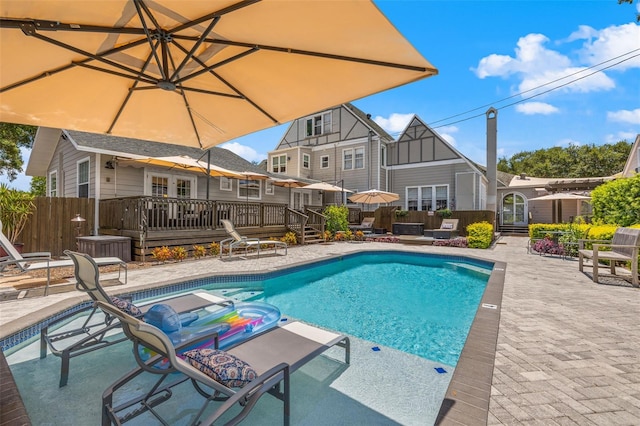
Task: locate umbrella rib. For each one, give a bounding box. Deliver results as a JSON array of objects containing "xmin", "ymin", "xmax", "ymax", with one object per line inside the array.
[
  {"xmin": 168, "ymin": 0, "xmax": 261, "ymax": 34},
  {"xmin": 202, "ymin": 38, "xmax": 435, "ymax": 73},
  {"xmin": 107, "ymin": 47, "xmax": 158, "ymax": 135},
  {"xmin": 166, "ymin": 51, "xmax": 203, "ymax": 147},
  {"xmin": 0, "ymin": 18, "xmax": 146, "ymax": 36},
  {"xmin": 170, "ymin": 16, "xmax": 221, "ymax": 82},
  {"xmin": 171, "ymin": 40, "xmax": 277, "ymax": 124},
  {"xmin": 27, "ymin": 32, "xmax": 159, "ymax": 83},
  {"xmin": 133, "ymin": 0, "xmax": 168, "ymax": 81},
  {"xmin": 172, "ymin": 42, "xmax": 259, "ymax": 85}
]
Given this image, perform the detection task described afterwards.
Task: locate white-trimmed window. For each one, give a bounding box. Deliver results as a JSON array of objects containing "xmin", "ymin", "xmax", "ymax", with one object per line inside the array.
[
  {"xmin": 239, "ymin": 179, "xmax": 261, "ymax": 200},
  {"xmin": 150, "ymin": 175, "xmax": 169, "ymax": 197},
  {"xmin": 77, "ymin": 158, "xmax": 90, "ymax": 198},
  {"xmin": 272, "ymin": 154, "xmax": 287, "ymax": 173},
  {"xmin": 176, "ymin": 178, "xmax": 193, "ymax": 199},
  {"xmin": 302, "ymin": 153, "xmax": 310, "ymax": 169},
  {"xmin": 49, "ymin": 170, "xmax": 58, "ymax": 197},
  {"xmin": 265, "ymin": 179, "xmax": 274, "ymax": 195},
  {"xmin": 305, "ymin": 112, "xmax": 332, "ymax": 137},
  {"xmin": 321, "ymin": 155, "xmax": 329, "ymax": 168},
  {"xmin": 355, "ymin": 147, "xmax": 364, "ymax": 169},
  {"xmin": 220, "ymin": 177, "xmax": 232, "ymax": 191},
  {"xmin": 406, "ymin": 185, "xmax": 449, "ymax": 211},
  {"xmin": 343, "ymin": 149, "xmax": 353, "ymax": 170}
]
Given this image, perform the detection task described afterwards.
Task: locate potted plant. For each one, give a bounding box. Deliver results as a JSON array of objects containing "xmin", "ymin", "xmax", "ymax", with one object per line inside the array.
[
  {"xmin": 436, "ymin": 208, "xmax": 452, "ymax": 218},
  {"xmin": 0, "ymin": 183, "xmax": 35, "ymax": 254}
]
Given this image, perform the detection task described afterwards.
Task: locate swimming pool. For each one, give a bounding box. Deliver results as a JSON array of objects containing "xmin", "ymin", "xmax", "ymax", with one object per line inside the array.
[
  {"xmin": 3, "ymin": 249, "xmax": 502, "ymax": 425},
  {"xmin": 242, "ymin": 252, "xmax": 491, "ymax": 366}
]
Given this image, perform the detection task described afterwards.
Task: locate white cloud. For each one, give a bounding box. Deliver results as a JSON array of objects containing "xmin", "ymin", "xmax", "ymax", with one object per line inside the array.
[
  {"xmin": 607, "ymin": 108, "xmax": 640, "ymax": 124},
  {"xmin": 515, "ymin": 102, "xmax": 559, "ymax": 115},
  {"xmin": 373, "ymin": 113, "xmax": 413, "ymax": 133},
  {"xmin": 555, "ymin": 138, "xmax": 582, "ymax": 147},
  {"xmin": 219, "ymin": 142, "xmax": 266, "ymax": 163},
  {"xmin": 436, "ymin": 125, "xmax": 459, "ymax": 147},
  {"xmin": 605, "ymin": 131, "xmax": 638, "ymax": 143},
  {"xmin": 472, "ymin": 25, "xmax": 637, "ymax": 98},
  {"xmin": 576, "ymin": 23, "xmax": 640, "ymax": 71}
]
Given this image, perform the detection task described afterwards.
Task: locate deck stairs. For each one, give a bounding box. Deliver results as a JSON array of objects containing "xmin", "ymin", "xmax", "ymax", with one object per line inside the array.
[
  {"xmin": 301, "ymin": 226, "xmax": 324, "ymax": 245},
  {"xmin": 498, "ymin": 224, "xmax": 529, "ymax": 235}
]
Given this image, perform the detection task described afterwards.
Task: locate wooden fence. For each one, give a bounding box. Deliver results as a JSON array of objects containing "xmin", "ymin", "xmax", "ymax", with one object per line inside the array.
[{"xmin": 17, "ymin": 197, "xmax": 95, "ymax": 257}]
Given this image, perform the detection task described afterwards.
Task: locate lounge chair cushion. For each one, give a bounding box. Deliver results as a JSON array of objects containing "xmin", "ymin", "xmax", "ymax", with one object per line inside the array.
[
  {"xmin": 111, "ymin": 296, "xmax": 142, "ymax": 317},
  {"xmin": 441, "ymin": 223, "xmax": 454, "ymax": 229},
  {"xmin": 183, "ymin": 348, "xmax": 257, "ymax": 388}
]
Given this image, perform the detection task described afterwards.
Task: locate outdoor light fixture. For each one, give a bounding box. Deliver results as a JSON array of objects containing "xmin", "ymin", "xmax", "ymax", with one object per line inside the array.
[
  {"xmin": 71, "ymin": 214, "xmax": 86, "ymax": 247},
  {"xmin": 105, "ymin": 160, "xmax": 115, "ymax": 169}
]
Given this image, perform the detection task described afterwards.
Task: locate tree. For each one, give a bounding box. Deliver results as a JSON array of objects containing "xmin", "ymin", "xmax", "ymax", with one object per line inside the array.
[
  {"xmin": 0, "ymin": 123, "xmax": 37, "ymax": 181},
  {"xmin": 591, "ymin": 174, "xmax": 640, "ymax": 226},
  {"xmin": 30, "ymin": 176, "xmax": 47, "ymax": 196},
  {"xmin": 618, "ymin": 0, "xmax": 640, "ymax": 21},
  {"xmin": 497, "ymin": 141, "xmax": 631, "ymax": 178}
]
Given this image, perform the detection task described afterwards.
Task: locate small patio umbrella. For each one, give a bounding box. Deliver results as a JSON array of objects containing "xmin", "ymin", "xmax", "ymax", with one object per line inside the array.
[
  {"xmin": 303, "ymin": 182, "xmax": 353, "ymax": 193},
  {"xmin": 272, "ymin": 178, "xmax": 307, "ymax": 205},
  {"xmin": 0, "ymin": 0, "xmax": 437, "ymax": 149},
  {"xmin": 349, "ymin": 189, "xmax": 399, "ymax": 205}
]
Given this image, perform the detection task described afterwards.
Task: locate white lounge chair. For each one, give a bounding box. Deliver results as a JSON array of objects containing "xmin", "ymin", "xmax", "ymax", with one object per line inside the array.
[
  {"xmin": 0, "ymin": 233, "xmax": 127, "ymax": 295},
  {"xmin": 219, "ymin": 219, "xmax": 287, "ymax": 259}
]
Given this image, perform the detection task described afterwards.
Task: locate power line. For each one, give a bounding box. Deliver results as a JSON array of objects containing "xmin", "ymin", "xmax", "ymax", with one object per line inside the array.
[{"xmin": 423, "ymin": 48, "xmax": 640, "ymax": 130}]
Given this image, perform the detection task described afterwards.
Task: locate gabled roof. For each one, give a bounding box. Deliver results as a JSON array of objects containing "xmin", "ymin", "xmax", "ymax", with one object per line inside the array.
[
  {"xmin": 342, "ymin": 103, "xmax": 394, "ymax": 141},
  {"xmin": 621, "ymin": 134, "xmax": 640, "ymax": 177},
  {"xmin": 27, "ymin": 128, "xmax": 264, "ymax": 177}
]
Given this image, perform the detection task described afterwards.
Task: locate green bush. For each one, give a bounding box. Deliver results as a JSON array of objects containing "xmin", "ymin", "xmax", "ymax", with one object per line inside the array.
[
  {"xmin": 466, "ymin": 221, "xmax": 494, "ymax": 249},
  {"xmin": 323, "ymin": 205, "xmax": 349, "ymax": 233},
  {"xmin": 591, "ymin": 175, "xmax": 640, "ymax": 226}
]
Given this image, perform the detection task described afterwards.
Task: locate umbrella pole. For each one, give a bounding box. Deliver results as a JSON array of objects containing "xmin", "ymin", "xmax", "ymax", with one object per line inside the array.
[{"xmin": 206, "ymin": 150, "xmax": 211, "ymax": 201}]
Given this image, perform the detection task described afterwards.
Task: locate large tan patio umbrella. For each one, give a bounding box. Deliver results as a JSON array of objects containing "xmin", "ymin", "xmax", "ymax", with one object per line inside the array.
[
  {"xmin": 272, "ymin": 178, "xmax": 307, "ymax": 206},
  {"xmin": 304, "ymin": 181, "xmax": 353, "ymax": 206},
  {"xmin": 529, "ymin": 192, "xmax": 591, "ymax": 223},
  {"xmin": 0, "ymin": 0, "xmax": 438, "ymax": 149}
]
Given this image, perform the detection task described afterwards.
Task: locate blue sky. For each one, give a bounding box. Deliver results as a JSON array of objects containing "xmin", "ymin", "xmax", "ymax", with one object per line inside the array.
[{"xmin": 3, "ymin": 0, "xmax": 639, "ymax": 190}]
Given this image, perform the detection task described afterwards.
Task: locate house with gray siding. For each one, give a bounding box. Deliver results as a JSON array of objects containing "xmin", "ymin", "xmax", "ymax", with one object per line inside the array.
[
  {"xmin": 25, "ymin": 128, "xmax": 297, "ymax": 232},
  {"xmin": 267, "ymin": 103, "xmax": 394, "ymax": 209},
  {"xmin": 387, "ymin": 116, "xmax": 488, "ymax": 213}
]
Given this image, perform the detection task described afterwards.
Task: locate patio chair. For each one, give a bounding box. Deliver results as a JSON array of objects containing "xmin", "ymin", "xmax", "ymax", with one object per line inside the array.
[
  {"xmin": 0, "ymin": 219, "xmax": 51, "ymax": 270},
  {"xmin": 0, "ymin": 225, "xmax": 127, "ymax": 294},
  {"xmin": 41, "ymin": 250, "xmax": 233, "ymax": 387},
  {"xmin": 424, "ymin": 218, "xmax": 459, "ymax": 239},
  {"xmin": 219, "ymin": 219, "xmax": 287, "ymax": 259},
  {"xmin": 578, "ymin": 227, "xmax": 640, "ymax": 287},
  {"xmin": 98, "ymin": 300, "xmax": 350, "ymax": 425},
  {"xmin": 349, "ymin": 216, "xmax": 375, "ymax": 233}
]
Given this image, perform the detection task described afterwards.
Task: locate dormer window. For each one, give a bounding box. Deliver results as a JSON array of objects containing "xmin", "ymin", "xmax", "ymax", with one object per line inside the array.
[{"xmin": 305, "ymin": 112, "xmax": 332, "ymax": 137}]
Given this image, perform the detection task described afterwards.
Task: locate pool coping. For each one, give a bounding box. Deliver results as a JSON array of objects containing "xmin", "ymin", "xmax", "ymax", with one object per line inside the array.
[
  {"xmin": 436, "ymin": 259, "xmax": 506, "ymax": 425},
  {"xmin": 1, "ymin": 250, "xmax": 506, "ymax": 425}
]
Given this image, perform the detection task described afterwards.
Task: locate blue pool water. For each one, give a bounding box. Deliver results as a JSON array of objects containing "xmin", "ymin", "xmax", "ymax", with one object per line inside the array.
[{"xmin": 229, "ymin": 252, "xmax": 490, "ymax": 366}]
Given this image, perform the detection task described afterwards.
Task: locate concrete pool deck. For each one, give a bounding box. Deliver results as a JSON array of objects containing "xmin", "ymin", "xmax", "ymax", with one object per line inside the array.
[{"xmin": 1, "ymin": 236, "xmax": 639, "ymax": 425}]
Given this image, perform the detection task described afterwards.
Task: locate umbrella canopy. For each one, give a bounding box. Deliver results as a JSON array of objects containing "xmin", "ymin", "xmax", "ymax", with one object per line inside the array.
[
  {"xmin": 271, "ymin": 178, "xmax": 307, "ymax": 189},
  {"xmin": 529, "ymin": 193, "xmax": 591, "ymax": 201},
  {"xmin": 303, "ymin": 182, "xmax": 353, "ymax": 192},
  {"xmin": 119, "ymin": 155, "xmax": 242, "ymax": 178},
  {"xmin": 0, "ymin": 0, "xmax": 437, "ymax": 149},
  {"xmin": 236, "ymin": 170, "xmax": 269, "ymax": 180},
  {"xmin": 349, "ymin": 189, "xmax": 399, "ymax": 204}
]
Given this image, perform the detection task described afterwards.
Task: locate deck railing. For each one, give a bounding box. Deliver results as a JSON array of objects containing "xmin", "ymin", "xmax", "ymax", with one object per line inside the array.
[{"xmin": 99, "ymin": 196, "xmax": 289, "ymax": 232}]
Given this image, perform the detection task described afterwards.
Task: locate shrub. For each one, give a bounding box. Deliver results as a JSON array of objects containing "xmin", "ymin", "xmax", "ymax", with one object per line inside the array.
[
  {"xmin": 323, "ymin": 205, "xmax": 349, "ymax": 233},
  {"xmin": 323, "ymin": 230, "xmax": 333, "ymax": 242},
  {"xmin": 334, "ymin": 231, "xmax": 345, "ymax": 242},
  {"xmin": 466, "ymin": 221, "xmax": 494, "ymax": 249},
  {"xmin": 354, "ymin": 230, "xmax": 365, "ymax": 241},
  {"xmin": 532, "ymin": 237, "xmax": 564, "ymax": 256},
  {"xmin": 344, "ymin": 230, "xmax": 354, "ymax": 241},
  {"xmin": 192, "ymin": 245, "xmax": 206, "ymax": 259},
  {"xmin": 0, "ymin": 184, "xmax": 36, "ymax": 244},
  {"xmin": 209, "ymin": 242, "xmax": 220, "ymax": 256},
  {"xmin": 171, "ymin": 246, "xmax": 187, "ymax": 261},
  {"xmin": 281, "ymin": 232, "xmax": 297, "ymax": 245},
  {"xmin": 151, "ymin": 246, "xmax": 172, "ymax": 263},
  {"xmin": 437, "ymin": 208, "xmax": 452, "ymax": 218},
  {"xmin": 591, "ymin": 174, "xmax": 640, "ymax": 226}
]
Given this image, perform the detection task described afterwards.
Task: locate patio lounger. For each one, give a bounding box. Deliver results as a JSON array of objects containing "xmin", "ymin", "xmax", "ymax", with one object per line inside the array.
[
  {"xmin": 219, "ymin": 219, "xmax": 287, "ymax": 259},
  {"xmin": 41, "ymin": 250, "xmax": 233, "ymax": 387},
  {"xmin": 349, "ymin": 216, "xmax": 375, "ymax": 233},
  {"xmin": 424, "ymin": 218, "xmax": 459, "ymax": 239},
  {"xmin": 0, "ymin": 219, "xmax": 52, "ymax": 271},
  {"xmin": 578, "ymin": 227, "xmax": 640, "ymax": 287},
  {"xmin": 0, "ymin": 225, "xmax": 127, "ymax": 294},
  {"xmin": 98, "ymin": 300, "xmax": 350, "ymax": 425}
]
